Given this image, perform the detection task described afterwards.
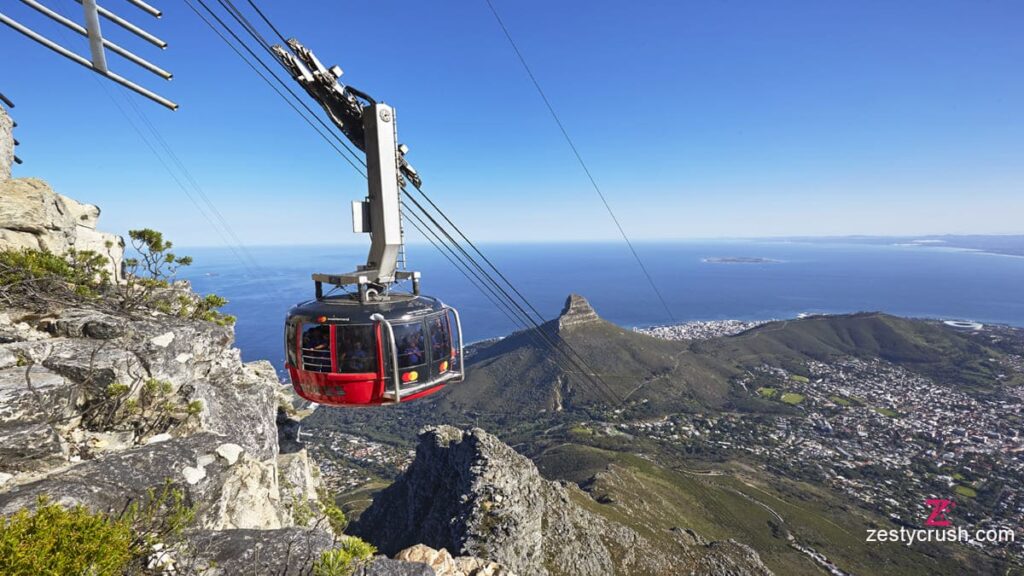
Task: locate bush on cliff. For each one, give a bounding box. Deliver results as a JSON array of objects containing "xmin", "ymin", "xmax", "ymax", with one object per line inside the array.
[
  {"xmin": 0, "ymin": 495, "xmax": 133, "ymax": 575},
  {"xmin": 122, "ymin": 228, "xmax": 234, "ymax": 325},
  {"xmin": 0, "ymin": 482, "xmax": 196, "ymax": 576},
  {"xmin": 314, "ymin": 536, "xmax": 376, "ymax": 576},
  {"xmin": 0, "ymin": 227, "xmax": 233, "ymax": 326},
  {"xmin": 0, "ymin": 247, "xmax": 110, "ymax": 301}
]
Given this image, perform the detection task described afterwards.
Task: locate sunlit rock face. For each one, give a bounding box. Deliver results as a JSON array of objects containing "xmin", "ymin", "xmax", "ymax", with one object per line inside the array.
[
  {"xmin": 352, "ymin": 425, "xmax": 774, "ymax": 576},
  {"xmin": 0, "ymin": 105, "xmax": 12, "ymax": 181},
  {"xmin": 0, "ymin": 177, "xmax": 124, "ymax": 279},
  {"xmin": 0, "ymin": 185, "xmax": 339, "ymax": 572},
  {"xmin": 557, "ymin": 293, "xmax": 601, "ymax": 331}
]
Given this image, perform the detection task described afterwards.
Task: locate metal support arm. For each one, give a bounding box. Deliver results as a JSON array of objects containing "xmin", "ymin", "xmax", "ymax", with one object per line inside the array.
[{"xmin": 272, "ymin": 39, "xmax": 427, "ymax": 295}]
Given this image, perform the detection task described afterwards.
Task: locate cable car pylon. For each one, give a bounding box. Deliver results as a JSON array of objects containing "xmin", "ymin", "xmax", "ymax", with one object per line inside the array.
[{"xmin": 276, "ymin": 40, "xmax": 464, "ymax": 407}]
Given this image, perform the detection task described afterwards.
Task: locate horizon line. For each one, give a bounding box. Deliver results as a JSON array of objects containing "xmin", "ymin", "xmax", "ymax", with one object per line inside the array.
[{"xmin": 174, "ymin": 232, "xmax": 1024, "ymax": 250}]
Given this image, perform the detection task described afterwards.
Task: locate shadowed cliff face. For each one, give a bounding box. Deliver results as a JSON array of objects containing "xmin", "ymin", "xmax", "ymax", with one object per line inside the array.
[{"xmin": 351, "ymin": 426, "xmax": 773, "ymax": 576}]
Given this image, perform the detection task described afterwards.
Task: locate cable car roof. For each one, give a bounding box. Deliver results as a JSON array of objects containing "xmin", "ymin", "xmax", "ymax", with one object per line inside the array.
[{"xmin": 288, "ymin": 292, "xmax": 447, "ymax": 324}]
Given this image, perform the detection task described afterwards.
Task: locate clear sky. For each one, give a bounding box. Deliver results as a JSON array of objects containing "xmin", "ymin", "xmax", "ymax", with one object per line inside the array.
[{"xmin": 2, "ymin": 0, "xmax": 1022, "ymax": 246}]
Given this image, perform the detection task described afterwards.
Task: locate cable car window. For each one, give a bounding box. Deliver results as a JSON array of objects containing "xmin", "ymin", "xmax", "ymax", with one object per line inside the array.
[
  {"xmin": 428, "ymin": 315, "xmax": 451, "ymax": 360},
  {"xmin": 392, "ymin": 321, "xmax": 427, "ymax": 369},
  {"xmin": 286, "ymin": 320, "xmax": 298, "ymax": 367},
  {"xmin": 300, "ymin": 324, "xmax": 331, "ymax": 373},
  {"xmin": 336, "ymin": 324, "xmax": 377, "ymax": 373}
]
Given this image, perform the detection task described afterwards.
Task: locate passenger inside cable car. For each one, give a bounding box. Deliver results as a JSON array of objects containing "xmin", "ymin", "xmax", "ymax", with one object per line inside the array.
[
  {"xmin": 337, "ymin": 324, "xmax": 376, "ymax": 373},
  {"xmin": 300, "ymin": 324, "xmax": 331, "ymax": 372}
]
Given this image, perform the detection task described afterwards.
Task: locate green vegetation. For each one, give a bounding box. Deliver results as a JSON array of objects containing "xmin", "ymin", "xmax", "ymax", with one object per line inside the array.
[
  {"xmin": 314, "ymin": 537, "xmax": 376, "ymax": 576},
  {"xmin": 308, "ymin": 312, "xmax": 1023, "ymax": 575},
  {"xmin": 122, "ymin": 228, "xmax": 234, "ymax": 325},
  {"xmin": 125, "ymin": 480, "xmax": 196, "ymax": 548},
  {"xmin": 0, "ymin": 482, "xmax": 194, "ymax": 575},
  {"xmin": 872, "ymin": 407, "xmax": 899, "ymax": 418},
  {"xmin": 789, "ymin": 374, "xmax": 809, "ymax": 383},
  {"xmin": 319, "ymin": 491, "xmax": 349, "ymax": 537},
  {"xmin": 780, "ymin": 392, "xmax": 805, "ymax": 405},
  {"xmin": 535, "ymin": 442, "xmax": 1001, "ymax": 576},
  {"xmin": 283, "ymin": 483, "xmax": 348, "ymax": 538},
  {"xmin": 0, "ymin": 228, "xmax": 234, "ymax": 326},
  {"xmin": 755, "ymin": 388, "xmax": 803, "ymax": 404},
  {"xmin": 954, "ymin": 485, "xmax": 977, "ymax": 498},
  {"xmin": 336, "ymin": 479, "xmax": 391, "ymax": 521},
  {"xmin": 0, "ymin": 496, "xmax": 133, "ymax": 575},
  {"xmin": 569, "ymin": 424, "xmax": 594, "ymax": 437},
  {"xmin": 125, "ymin": 228, "xmax": 192, "ymax": 281},
  {"xmin": 87, "ymin": 377, "xmax": 203, "ymax": 437},
  {"xmin": 106, "ymin": 382, "xmax": 131, "ymax": 398},
  {"xmin": 0, "ymin": 247, "xmax": 110, "ymax": 298}
]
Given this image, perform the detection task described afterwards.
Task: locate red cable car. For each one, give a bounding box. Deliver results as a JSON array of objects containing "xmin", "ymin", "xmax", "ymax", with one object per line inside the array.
[
  {"xmin": 276, "ymin": 40, "xmax": 465, "ymax": 406},
  {"xmin": 285, "ymin": 293, "xmax": 464, "ymax": 406}
]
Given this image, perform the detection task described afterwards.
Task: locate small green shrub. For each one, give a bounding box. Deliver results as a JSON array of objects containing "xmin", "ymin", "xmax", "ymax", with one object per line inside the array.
[
  {"xmin": 124, "ymin": 479, "xmax": 196, "ymax": 546},
  {"xmin": 126, "ymin": 229, "xmax": 192, "ymax": 282},
  {"xmin": 314, "ymin": 537, "xmax": 376, "ymax": 576},
  {"xmin": 320, "ymin": 495, "xmax": 348, "ymax": 538},
  {"xmin": 0, "ymin": 495, "xmax": 133, "ymax": 576},
  {"xmin": 0, "ymin": 247, "xmax": 110, "ymax": 297},
  {"xmin": 190, "ymin": 294, "xmax": 235, "ymax": 326},
  {"xmin": 106, "ymin": 382, "xmax": 130, "ymax": 398},
  {"xmin": 122, "ymin": 229, "xmax": 233, "ymax": 325}
]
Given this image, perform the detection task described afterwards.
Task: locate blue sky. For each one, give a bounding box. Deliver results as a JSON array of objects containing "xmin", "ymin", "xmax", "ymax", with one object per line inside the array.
[{"xmin": 2, "ymin": 0, "xmax": 1022, "ymax": 246}]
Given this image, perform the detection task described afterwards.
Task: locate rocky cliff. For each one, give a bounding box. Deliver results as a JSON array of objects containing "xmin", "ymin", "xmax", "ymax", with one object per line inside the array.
[
  {"xmin": 0, "ymin": 178, "xmax": 382, "ymax": 574},
  {"xmin": 0, "ymin": 104, "xmax": 12, "ymax": 181},
  {"xmin": 0, "ymin": 177, "xmax": 125, "ymax": 280},
  {"xmin": 557, "ymin": 293, "xmax": 601, "ymax": 332},
  {"xmin": 352, "ymin": 426, "xmax": 773, "ymax": 576}
]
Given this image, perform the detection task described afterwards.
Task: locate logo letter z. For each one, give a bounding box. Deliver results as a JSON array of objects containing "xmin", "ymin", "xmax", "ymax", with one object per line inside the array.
[{"xmin": 924, "ymin": 499, "xmax": 955, "ymax": 527}]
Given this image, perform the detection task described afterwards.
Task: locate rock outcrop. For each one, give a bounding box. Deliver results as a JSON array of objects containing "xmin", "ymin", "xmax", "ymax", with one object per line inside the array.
[
  {"xmin": 557, "ymin": 293, "xmax": 600, "ymax": 331},
  {"xmin": 0, "ymin": 180, "xmax": 347, "ymax": 573},
  {"xmin": 396, "ymin": 544, "xmax": 514, "ymax": 576},
  {"xmin": 0, "ymin": 104, "xmax": 12, "ymax": 181},
  {"xmin": 0, "ymin": 177, "xmax": 124, "ymax": 279},
  {"xmin": 352, "ymin": 426, "xmax": 773, "ymax": 576}
]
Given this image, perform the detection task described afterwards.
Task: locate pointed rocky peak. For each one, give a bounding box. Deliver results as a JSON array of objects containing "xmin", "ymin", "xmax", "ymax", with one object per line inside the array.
[{"xmin": 557, "ymin": 293, "xmax": 600, "ymax": 330}]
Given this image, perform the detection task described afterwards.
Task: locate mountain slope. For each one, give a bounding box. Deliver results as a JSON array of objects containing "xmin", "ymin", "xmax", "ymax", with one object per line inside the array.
[
  {"xmin": 446, "ymin": 294, "xmax": 712, "ymax": 414},
  {"xmin": 308, "ymin": 296, "xmax": 1017, "ymax": 445}
]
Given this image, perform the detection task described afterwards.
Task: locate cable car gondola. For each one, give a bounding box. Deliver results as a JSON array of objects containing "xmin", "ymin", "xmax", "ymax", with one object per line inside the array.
[
  {"xmin": 276, "ymin": 40, "xmax": 464, "ymax": 406},
  {"xmin": 286, "ymin": 292, "xmax": 463, "ymax": 405}
]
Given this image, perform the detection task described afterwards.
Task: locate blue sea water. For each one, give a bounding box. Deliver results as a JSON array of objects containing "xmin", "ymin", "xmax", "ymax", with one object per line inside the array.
[{"xmin": 182, "ymin": 241, "xmax": 1024, "ymax": 374}]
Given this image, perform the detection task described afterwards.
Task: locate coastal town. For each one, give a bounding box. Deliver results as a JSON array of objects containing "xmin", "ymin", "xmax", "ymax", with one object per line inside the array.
[
  {"xmin": 301, "ymin": 317, "xmax": 1024, "ymax": 563},
  {"xmin": 304, "ymin": 429, "xmax": 414, "ymax": 491},
  {"xmin": 611, "ymin": 350, "xmax": 1024, "ymax": 558},
  {"xmin": 634, "ymin": 319, "xmax": 769, "ymax": 341}
]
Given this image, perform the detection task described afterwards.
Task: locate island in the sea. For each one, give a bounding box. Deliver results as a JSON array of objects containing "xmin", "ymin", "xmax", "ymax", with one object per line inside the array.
[{"xmin": 703, "ymin": 256, "xmax": 781, "ymax": 264}]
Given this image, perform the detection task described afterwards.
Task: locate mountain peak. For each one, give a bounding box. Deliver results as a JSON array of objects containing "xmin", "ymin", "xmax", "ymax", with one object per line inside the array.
[
  {"xmin": 558, "ymin": 293, "xmax": 600, "ymax": 330},
  {"xmin": 351, "ymin": 426, "xmax": 770, "ymax": 575}
]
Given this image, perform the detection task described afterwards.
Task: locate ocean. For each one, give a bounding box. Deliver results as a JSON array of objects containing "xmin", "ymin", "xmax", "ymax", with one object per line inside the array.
[{"xmin": 182, "ymin": 240, "xmax": 1024, "ymax": 374}]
